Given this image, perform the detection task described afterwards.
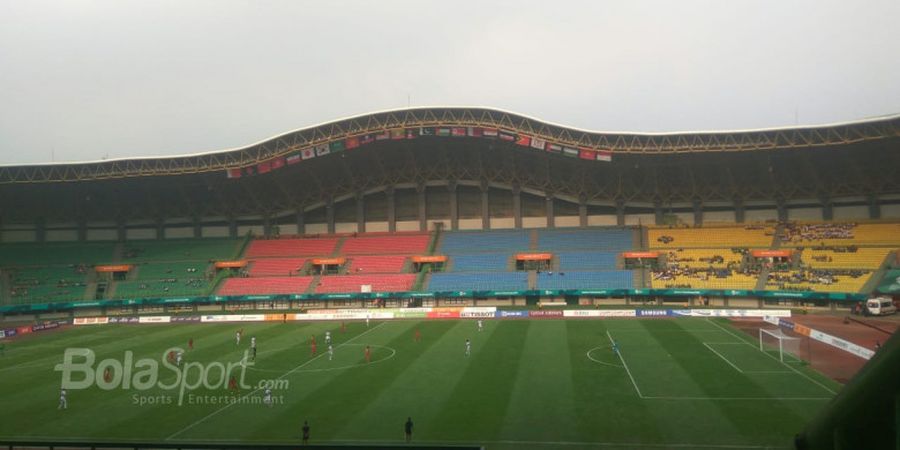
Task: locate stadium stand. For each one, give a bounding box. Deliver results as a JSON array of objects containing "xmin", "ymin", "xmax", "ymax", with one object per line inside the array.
[
  {"xmin": 440, "ymin": 230, "xmax": 530, "ymax": 254},
  {"xmin": 427, "ymin": 272, "xmax": 528, "ymax": 292},
  {"xmin": 248, "ymin": 258, "xmax": 307, "ymax": 277},
  {"xmin": 314, "ymin": 274, "xmax": 416, "ymax": 293},
  {"xmin": 536, "ymin": 270, "xmax": 633, "ymax": 290},
  {"xmin": 341, "ymin": 234, "xmax": 429, "ymax": 255},
  {"xmin": 0, "ymin": 242, "xmax": 114, "ymax": 265},
  {"xmin": 537, "ymin": 228, "xmax": 633, "ymax": 251},
  {"xmin": 801, "ymin": 247, "xmax": 893, "ymax": 270},
  {"xmin": 218, "ymin": 276, "xmax": 314, "ymax": 296},
  {"xmin": 651, "ymin": 271, "xmax": 759, "ymax": 290},
  {"xmin": 765, "ymin": 269, "xmax": 870, "ymax": 293},
  {"xmin": 649, "ymin": 224, "xmax": 775, "ymax": 248},
  {"xmin": 556, "ymin": 251, "xmax": 619, "ymax": 271},
  {"xmin": 781, "ymin": 222, "xmax": 900, "ymax": 247},
  {"xmin": 345, "ymin": 255, "xmax": 408, "ymax": 274},
  {"xmin": 7, "ymin": 265, "xmax": 89, "ymax": 304},
  {"xmin": 122, "ymin": 238, "xmax": 239, "ymax": 262},
  {"xmin": 449, "ymin": 253, "xmax": 510, "ymax": 272},
  {"xmin": 244, "ymin": 237, "xmax": 339, "ymax": 258}
]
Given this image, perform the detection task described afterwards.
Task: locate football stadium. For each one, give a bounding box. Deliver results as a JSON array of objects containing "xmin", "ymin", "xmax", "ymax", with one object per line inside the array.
[{"xmin": 1, "ymin": 107, "xmax": 899, "ymax": 450}]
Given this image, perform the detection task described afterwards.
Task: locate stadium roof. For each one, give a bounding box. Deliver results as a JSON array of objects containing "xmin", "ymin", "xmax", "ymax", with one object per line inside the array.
[{"xmin": 1, "ymin": 106, "xmax": 899, "ymax": 184}]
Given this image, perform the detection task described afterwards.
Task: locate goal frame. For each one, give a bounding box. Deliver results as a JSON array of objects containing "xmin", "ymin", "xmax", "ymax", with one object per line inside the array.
[{"xmin": 759, "ymin": 328, "xmax": 801, "ymax": 363}]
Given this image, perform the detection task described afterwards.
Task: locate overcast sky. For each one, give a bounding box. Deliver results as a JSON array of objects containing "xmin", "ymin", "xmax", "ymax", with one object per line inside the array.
[{"xmin": 1, "ymin": 0, "xmax": 898, "ymax": 164}]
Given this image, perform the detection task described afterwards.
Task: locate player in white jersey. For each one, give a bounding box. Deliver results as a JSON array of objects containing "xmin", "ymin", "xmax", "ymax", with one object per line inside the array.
[
  {"xmin": 366, "ymin": 314, "xmax": 370, "ymax": 328},
  {"xmin": 477, "ymin": 320, "xmax": 483, "ymax": 332},
  {"xmin": 176, "ymin": 351, "xmax": 183, "ymax": 367},
  {"xmin": 465, "ymin": 338, "xmax": 471, "ymax": 357},
  {"xmin": 58, "ymin": 389, "xmax": 67, "ymax": 410},
  {"xmin": 325, "ymin": 331, "xmax": 332, "ymax": 345},
  {"xmin": 263, "ymin": 388, "xmax": 273, "ymax": 407},
  {"xmin": 328, "ymin": 344, "xmax": 334, "ymax": 361},
  {"xmin": 250, "ymin": 336, "xmax": 257, "ymax": 360},
  {"xmin": 236, "ymin": 330, "xmax": 241, "ymax": 345}
]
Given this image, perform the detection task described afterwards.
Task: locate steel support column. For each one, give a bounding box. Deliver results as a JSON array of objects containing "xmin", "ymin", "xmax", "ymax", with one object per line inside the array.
[
  {"xmin": 326, "ymin": 197, "xmax": 335, "ymax": 234},
  {"xmin": 546, "ymin": 192, "xmax": 555, "ymax": 228},
  {"xmin": 578, "ymin": 196, "xmax": 588, "ymax": 227},
  {"xmin": 386, "ymin": 186, "xmax": 396, "ymax": 232},
  {"xmin": 480, "ymin": 181, "xmax": 490, "ymax": 230},
  {"xmin": 228, "ymin": 217, "xmax": 238, "ymax": 238},
  {"xmin": 512, "ymin": 183, "xmax": 522, "ymax": 229},
  {"xmin": 356, "ymin": 193, "xmax": 366, "ymax": 233},
  {"xmin": 868, "ymin": 195, "xmax": 881, "ymax": 219},
  {"xmin": 417, "ymin": 184, "xmax": 427, "ymax": 232},
  {"xmin": 693, "ymin": 199, "xmax": 703, "ymax": 226},
  {"xmin": 734, "ymin": 199, "xmax": 745, "ymax": 223},
  {"xmin": 295, "ymin": 209, "xmax": 305, "ymax": 235},
  {"xmin": 448, "ymin": 180, "xmax": 459, "ymax": 231},
  {"xmin": 616, "ymin": 200, "xmax": 625, "ymax": 226}
]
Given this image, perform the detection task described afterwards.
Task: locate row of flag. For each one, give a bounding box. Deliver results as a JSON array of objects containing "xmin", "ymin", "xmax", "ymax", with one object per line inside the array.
[{"xmin": 227, "ymin": 127, "xmax": 613, "ymax": 178}]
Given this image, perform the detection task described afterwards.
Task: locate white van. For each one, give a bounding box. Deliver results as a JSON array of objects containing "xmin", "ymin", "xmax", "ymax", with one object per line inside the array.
[{"xmin": 866, "ymin": 297, "xmax": 897, "ymax": 316}]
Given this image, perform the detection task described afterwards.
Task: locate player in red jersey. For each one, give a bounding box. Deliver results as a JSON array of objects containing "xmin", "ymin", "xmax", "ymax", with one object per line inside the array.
[
  {"xmin": 364, "ymin": 345, "xmax": 371, "ymax": 363},
  {"xmin": 228, "ymin": 375, "xmax": 239, "ymax": 394},
  {"xmin": 188, "ymin": 338, "xmax": 194, "ymax": 350},
  {"xmin": 311, "ymin": 341, "xmax": 317, "ymax": 356},
  {"xmin": 414, "ymin": 328, "xmax": 421, "ymax": 342}
]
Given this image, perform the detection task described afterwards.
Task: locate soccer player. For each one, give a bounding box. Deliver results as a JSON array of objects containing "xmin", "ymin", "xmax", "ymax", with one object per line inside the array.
[
  {"xmin": 228, "ymin": 375, "xmax": 240, "ymax": 394},
  {"xmin": 58, "ymin": 388, "xmax": 67, "ymax": 410},
  {"xmin": 236, "ymin": 330, "xmax": 241, "ymax": 345},
  {"xmin": 176, "ymin": 351, "xmax": 183, "ymax": 367},
  {"xmin": 477, "ymin": 319, "xmax": 484, "ymax": 332},
  {"xmin": 366, "ymin": 314, "xmax": 370, "ymax": 328},
  {"xmin": 364, "ymin": 345, "xmax": 371, "ymax": 363},
  {"xmin": 103, "ymin": 367, "xmax": 113, "ymax": 383},
  {"xmin": 465, "ymin": 338, "xmax": 471, "ymax": 357},
  {"xmin": 251, "ymin": 336, "xmax": 257, "ymax": 360},
  {"xmin": 302, "ymin": 421, "xmax": 310, "ymax": 444},
  {"xmin": 341, "ymin": 321, "xmax": 346, "ymax": 333},
  {"xmin": 188, "ymin": 338, "xmax": 194, "ymax": 350},
  {"xmin": 311, "ymin": 340, "xmax": 317, "ymax": 357},
  {"xmin": 325, "ymin": 330, "xmax": 332, "ymax": 345},
  {"xmin": 263, "ymin": 388, "xmax": 273, "ymax": 408},
  {"xmin": 328, "ymin": 344, "xmax": 334, "ymax": 361},
  {"xmin": 414, "ymin": 328, "xmax": 421, "ymax": 342},
  {"xmin": 404, "ymin": 417, "xmax": 413, "ymax": 442},
  {"xmin": 611, "ymin": 340, "xmax": 619, "ymax": 355},
  {"xmin": 167, "ymin": 350, "xmax": 176, "ymax": 364}
]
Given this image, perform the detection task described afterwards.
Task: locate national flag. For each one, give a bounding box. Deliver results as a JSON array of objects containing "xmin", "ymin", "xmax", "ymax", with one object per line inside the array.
[
  {"xmin": 329, "ymin": 140, "xmax": 345, "ymax": 152},
  {"xmin": 563, "ymin": 147, "xmax": 579, "ymax": 157},
  {"xmin": 436, "ymin": 128, "xmax": 451, "ymax": 137},
  {"xmin": 515, "ymin": 135, "xmax": 532, "ymax": 147},
  {"xmin": 226, "ymin": 168, "xmax": 242, "ymax": 179},
  {"xmin": 345, "ymin": 136, "xmax": 360, "ymax": 149},
  {"xmin": 531, "ymin": 137, "xmax": 546, "ymax": 150},
  {"xmin": 270, "ymin": 158, "xmax": 285, "ymax": 170},
  {"xmin": 498, "ymin": 130, "xmax": 516, "ymax": 141},
  {"xmin": 547, "ymin": 143, "xmax": 563, "ymax": 153},
  {"xmin": 390, "ymin": 129, "xmax": 406, "ymax": 140},
  {"xmin": 579, "ymin": 149, "xmax": 595, "ymax": 160},
  {"xmin": 360, "ymin": 134, "xmax": 375, "ymax": 145},
  {"xmin": 482, "ymin": 128, "xmax": 499, "ymax": 138},
  {"xmin": 596, "ymin": 150, "xmax": 613, "ymax": 162},
  {"xmin": 315, "ymin": 144, "xmax": 330, "ymax": 156},
  {"xmin": 375, "ymin": 131, "xmax": 391, "ymax": 141},
  {"xmin": 257, "ymin": 161, "xmax": 272, "ymax": 174},
  {"xmin": 243, "ymin": 166, "xmax": 256, "ymax": 176},
  {"xmin": 451, "ymin": 127, "xmax": 467, "ymax": 137},
  {"xmin": 467, "ymin": 127, "xmax": 483, "ymax": 137},
  {"xmin": 300, "ymin": 148, "xmax": 315, "ymax": 160},
  {"xmin": 419, "ymin": 127, "xmax": 434, "ymax": 136}
]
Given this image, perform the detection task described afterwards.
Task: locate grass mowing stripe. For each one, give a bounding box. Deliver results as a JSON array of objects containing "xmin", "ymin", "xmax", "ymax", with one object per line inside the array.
[
  {"xmin": 430, "ymin": 320, "xmax": 531, "ymax": 442},
  {"xmin": 642, "ymin": 319, "xmax": 810, "ymax": 446},
  {"xmin": 327, "ymin": 320, "xmax": 478, "ymax": 442},
  {"xmin": 165, "ymin": 322, "xmax": 386, "ymax": 440},
  {"xmin": 705, "ymin": 318, "xmax": 840, "ymax": 395},
  {"xmin": 566, "ymin": 320, "xmax": 665, "ymax": 445}
]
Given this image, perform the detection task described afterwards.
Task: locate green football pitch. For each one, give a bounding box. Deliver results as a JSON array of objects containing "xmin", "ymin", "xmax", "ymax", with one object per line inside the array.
[{"xmin": 0, "ymin": 318, "xmax": 842, "ymax": 449}]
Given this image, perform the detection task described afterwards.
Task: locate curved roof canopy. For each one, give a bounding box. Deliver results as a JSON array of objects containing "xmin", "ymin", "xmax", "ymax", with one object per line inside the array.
[{"xmin": 2, "ymin": 106, "xmax": 899, "ymax": 184}]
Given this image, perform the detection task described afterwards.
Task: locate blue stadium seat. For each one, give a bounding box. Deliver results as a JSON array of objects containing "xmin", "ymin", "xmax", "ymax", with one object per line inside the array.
[
  {"xmin": 557, "ymin": 251, "xmax": 618, "ymax": 270},
  {"xmin": 537, "ymin": 228, "xmax": 633, "ymax": 252},
  {"xmin": 536, "ymin": 270, "xmax": 632, "ymax": 290},
  {"xmin": 440, "ymin": 230, "xmax": 530, "ymax": 254},
  {"xmin": 450, "ymin": 253, "xmax": 510, "ymax": 272},
  {"xmin": 427, "ymin": 272, "xmax": 527, "ymax": 292}
]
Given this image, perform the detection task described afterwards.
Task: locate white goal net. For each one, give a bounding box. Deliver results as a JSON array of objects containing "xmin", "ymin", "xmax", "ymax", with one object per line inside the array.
[{"xmin": 759, "ymin": 328, "xmax": 802, "ymax": 363}]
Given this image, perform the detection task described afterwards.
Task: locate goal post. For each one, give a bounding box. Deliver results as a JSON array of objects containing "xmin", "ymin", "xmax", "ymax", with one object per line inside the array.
[{"xmin": 759, "ymin": 328, "xmax": 802, "ymax": 363}]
